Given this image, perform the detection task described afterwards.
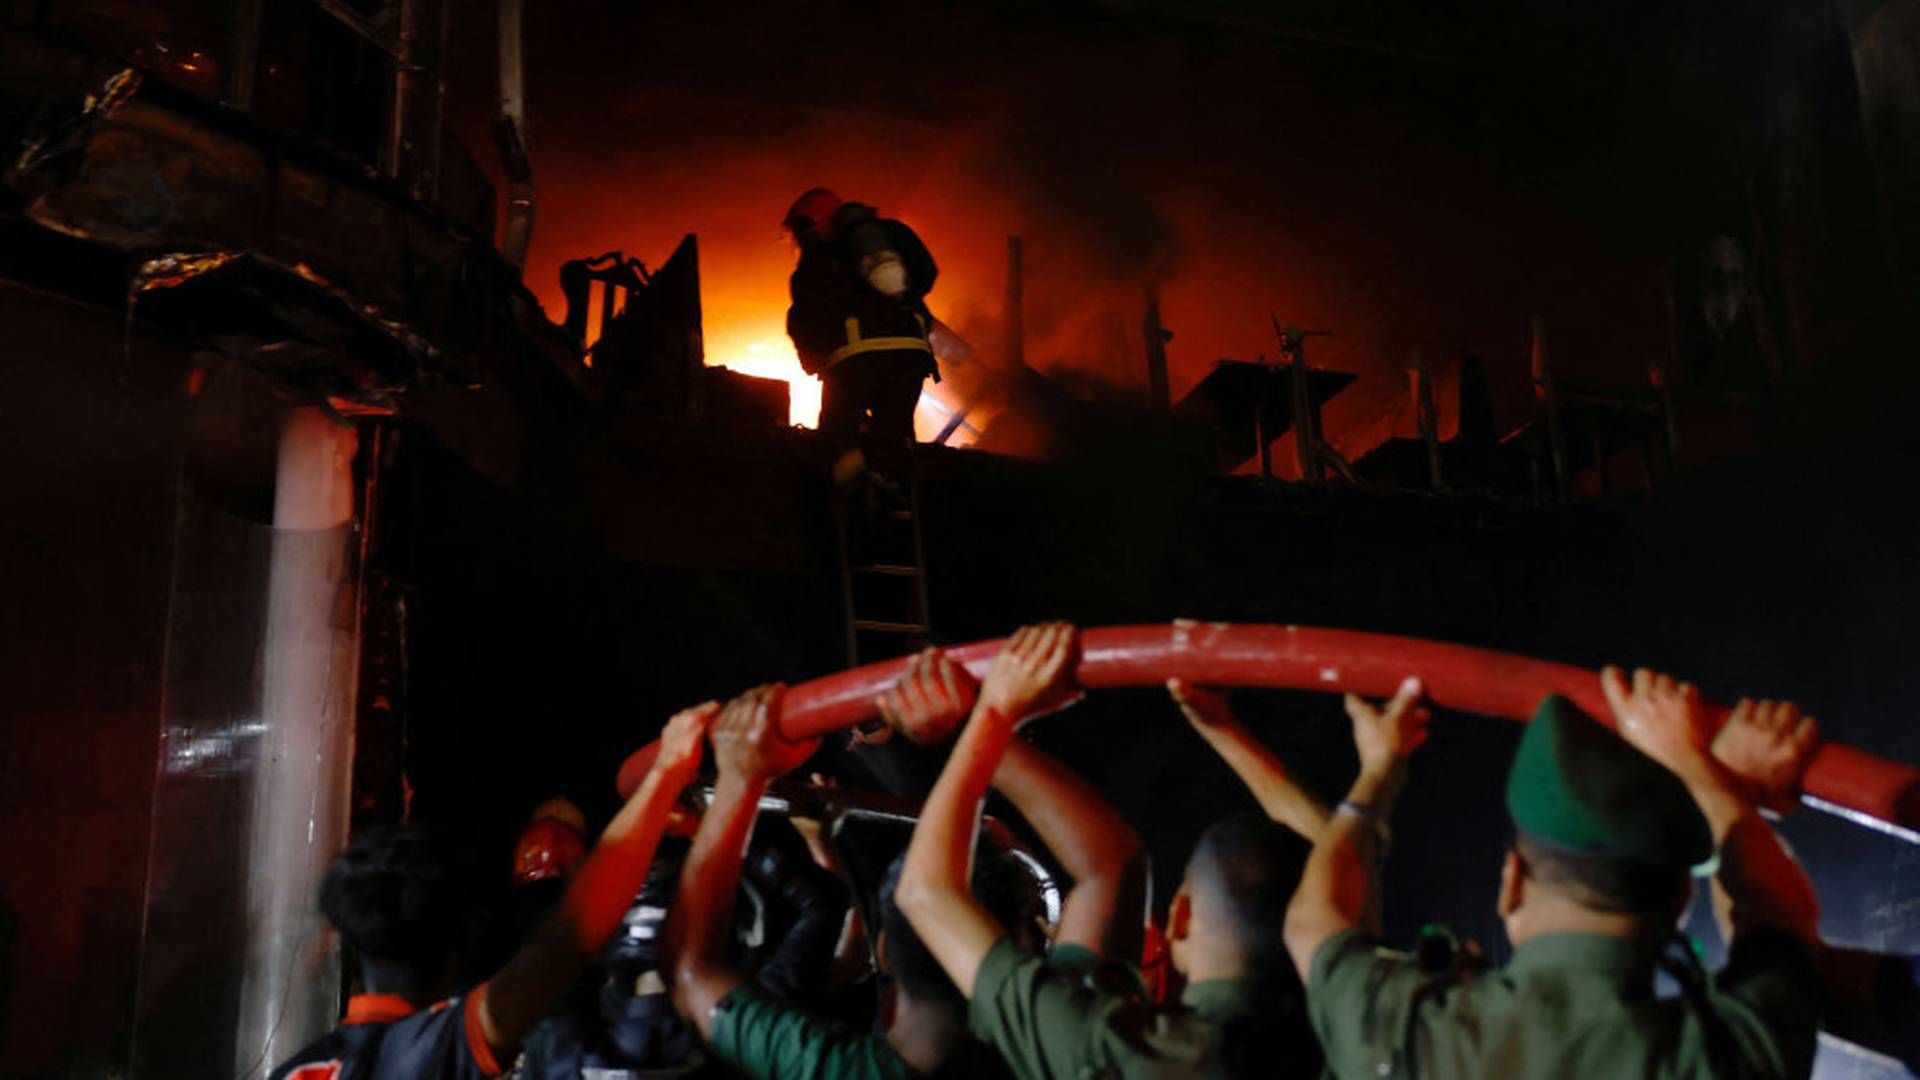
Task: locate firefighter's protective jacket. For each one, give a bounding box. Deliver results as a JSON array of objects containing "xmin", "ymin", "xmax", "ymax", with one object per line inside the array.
[{"xmin": 786, "ymin": 203, "xmax": 939, "ymax": 377}]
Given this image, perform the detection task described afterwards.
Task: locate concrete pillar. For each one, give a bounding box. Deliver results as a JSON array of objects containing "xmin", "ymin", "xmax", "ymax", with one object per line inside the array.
[{"xmin": 235, "ymin": 406, "xmax": 361, "ymax": 1076}]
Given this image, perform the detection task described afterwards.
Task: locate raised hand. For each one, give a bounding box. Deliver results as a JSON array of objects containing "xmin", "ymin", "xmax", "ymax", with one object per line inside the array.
[
  {"xmin": 1343, "ymin": 677, "xmax": 1430, "ymax": 775},
  {"xmin": 1168, "ymin": 677, "xmax": 1235, "ymax": 730},
  {"xmin": 655, "ymin": 701, "xmax": 720, "ymax": 783},
  {"xmin": 1600, "ymin": 666, "xmax": 1714, "ymax": 784},
  {"xmin": 876, "ymin": 647, "xmax": 980, "ymax": 744},
  {"xmin": 711, "ymin": 684, "xmax": 818, "ymax": 782},
  {"xmin": 976, "ymin": 622, "xmax": 1082, "ymax": 723},
  {"xmin": 1713, "ymin": 697, "xmax": 1820, "ymax": 814}
]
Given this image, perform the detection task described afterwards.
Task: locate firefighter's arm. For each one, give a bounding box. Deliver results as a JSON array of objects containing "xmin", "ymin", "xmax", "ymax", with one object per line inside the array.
[
  {"xmin": 841, "ymin": 217, "xmax": 911, "ymax": 298},
  {"xmin": 861, "ymin": 252, "xmax": 909, "ymax": 298},
  {"xmin": 478, "ymin": 701, "xmax": 718, "ymax": 1058}
]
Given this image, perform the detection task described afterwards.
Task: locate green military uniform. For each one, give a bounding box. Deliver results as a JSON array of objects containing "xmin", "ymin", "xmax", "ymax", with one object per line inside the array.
[
  {"xmin": 1305, "ymin": 695, "xmax": 1822, "ymax": 1080},
  {"xmin": 710, "ymin": 982, "xmax": 1011, "ymax": 1080},
  {"xmin": 968, "ymin": 939, "xmax": 1320, "ymax": 1079}
]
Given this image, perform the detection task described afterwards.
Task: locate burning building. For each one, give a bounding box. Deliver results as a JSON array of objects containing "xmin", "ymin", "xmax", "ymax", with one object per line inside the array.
[{"xmin": 2, "ymin": 0, "xmax": 1918, "ymax": 1077}]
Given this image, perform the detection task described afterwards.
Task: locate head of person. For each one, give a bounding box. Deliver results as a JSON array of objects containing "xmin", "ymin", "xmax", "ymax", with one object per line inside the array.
[
  {"xmin": 877, "ymin": 847, "xmax": 1043, "ymax": 1009},
  {"xmin": 783, "ymin": 187, "xmax": 845, "ymax": 246},
  {"xmin": 1496, "ymin": 696, "xmax": 1709, "ymax": 944},
  {"xmin": 320, "ymin": 824, "xmax": 466, "ymax": 1001},
  {"xmin": 599, "ymin": 843, "xmax": 700, "ymax": 1069},
  {"xmin": 507, "ymin": 797, "xmax": 589, "ymax": 939},
  {"xmin": 512, "ymin": 797, "xmax": 588, "ymax": 887},
  {"xmin": 1168, "ymin": 812, "xmax": 1310, "ymax": 984},
  {"xmin": 604, "ymin": 842, "xmax": 687, "ymax": 995}
]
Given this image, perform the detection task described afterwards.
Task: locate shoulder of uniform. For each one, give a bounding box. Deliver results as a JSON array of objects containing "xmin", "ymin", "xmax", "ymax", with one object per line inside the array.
[{"xmin": 1102, "ymin": 997, "xmax": 1214, "ymax": 1066}]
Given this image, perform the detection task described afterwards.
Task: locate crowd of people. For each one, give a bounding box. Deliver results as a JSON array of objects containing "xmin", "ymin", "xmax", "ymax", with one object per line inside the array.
[{"xmin": 273, "ymin": 622, "xmax": 1849, "ymax": 1080}]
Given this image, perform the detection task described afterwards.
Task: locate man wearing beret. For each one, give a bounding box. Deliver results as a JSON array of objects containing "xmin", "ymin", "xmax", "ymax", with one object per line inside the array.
[{"xmin": 1284, "ymin": 668, "xmax": 1824, "ymax": 1079}]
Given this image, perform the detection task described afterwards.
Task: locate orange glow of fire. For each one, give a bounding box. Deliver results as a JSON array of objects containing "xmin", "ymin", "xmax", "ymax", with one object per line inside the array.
[
  {"xmin": 706, "ymin": 325, "xmax": 821, "ymax": 428},
  {"xmin": 704, "ymin": 324, "xmax": 974, "ymax": 444}
]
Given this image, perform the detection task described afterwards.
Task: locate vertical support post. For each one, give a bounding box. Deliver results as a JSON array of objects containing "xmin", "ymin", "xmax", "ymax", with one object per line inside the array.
[
  {"xmin": 1412, "ymin": 349, "xmax": 1444, "ymax": 492},
  {"xmin": 1530, "ymin": 315, "xmax": 1568, "ymax": 502},
  {"xmin": 1742, "ymin": 168, "xmax": 1788, "ymax": 383},
  {"xmin": 1254, "ymin": 355, "xmax": 1272, "ymax": 479},
  {"xmin": 1653, "ymin": 266, "xmax": 1682, "ymax": 470},
  {"xmin": 496, "ymin": 0, "xmax": 534, "ymax": 273},
  {"xmin": 235, "ymin": 407, "xmax": 362, "ymax": 1077},
  {"xmin": 599, "ymin": 274, "xmax": 617, "ymax": 345},
  {"xmin": 1289, "ymin": 339, "xmax": 1319, "ymax": 483},
  {"xmin": 385, "ymin": 0, "xmax": 418, "ymax": 180},
  {"xmin": 349, "ymin": 426, "xmax": 407, "ymax": 834},
  {"xmin": 224, "ymin": 0, "xmax": 265, "ymax": 111},
  {"xmin": 1005, "ymin": 236, "xmax": 1025, "ymax": 370},
  {"xmin": 427, "ymin": 0, "xmax": 450, "ymax": 200},
  {"xmin": 1142, "ymin": 288, "xmax": 1171, "ymax": 409}
]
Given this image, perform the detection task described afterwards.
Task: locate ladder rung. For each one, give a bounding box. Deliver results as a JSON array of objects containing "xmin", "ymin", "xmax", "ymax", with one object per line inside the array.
[
  {"xmin": 852, "ymin": 619, "xmax": 928, "ymax": 635},
  {"xmin": 887, "ymin": 509, "xmax": 914, "ymax": 521},
  {"xmin": 854, "ymin": 564, "xmax": 920, "ymax": 577}
]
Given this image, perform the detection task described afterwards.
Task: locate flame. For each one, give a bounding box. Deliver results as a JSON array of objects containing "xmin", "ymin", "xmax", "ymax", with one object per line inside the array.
[
  {"xmin": 704, "ymin": 324, "xmax": 970, "ymax": 443},
  {"xmin": 706, "ymin": 326, "xmax": 821, "ymax": 428}
]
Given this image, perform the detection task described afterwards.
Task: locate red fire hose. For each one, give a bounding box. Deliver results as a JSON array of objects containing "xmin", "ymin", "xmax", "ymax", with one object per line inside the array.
[{"xmin": 617, "ymin": 622, "xmax": 1920, "ymax": 841}]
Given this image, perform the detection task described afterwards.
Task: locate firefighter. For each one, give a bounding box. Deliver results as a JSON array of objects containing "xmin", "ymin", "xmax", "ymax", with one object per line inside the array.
[{"xmin": 782, "ymin": 188, "xmax": 939, "ymax": 479}]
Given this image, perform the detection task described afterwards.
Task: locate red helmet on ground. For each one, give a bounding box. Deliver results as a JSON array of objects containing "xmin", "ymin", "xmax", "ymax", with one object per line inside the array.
[
  {"xmin": 783, "ymin": 187, "xmax": 844, "ymax": 236},
  {"xmin": 512, "ymin": 797, "xmax": 588, "ymax": 886}
]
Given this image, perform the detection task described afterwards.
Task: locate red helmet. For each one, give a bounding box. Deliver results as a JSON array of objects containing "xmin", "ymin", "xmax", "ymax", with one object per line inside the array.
[
  {"xmin": 783, "ymin": 187, "xmax": 844, "ymax": 235},
  {"xmin": 512, "ymin": 798, "xmax": 588, "ymax": 886}
]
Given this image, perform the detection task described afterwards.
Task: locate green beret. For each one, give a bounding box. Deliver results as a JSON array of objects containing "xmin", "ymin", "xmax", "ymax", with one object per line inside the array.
[{"xmin": 1506, "ymin": 694, "xmax": 1712, "ymax": 868}]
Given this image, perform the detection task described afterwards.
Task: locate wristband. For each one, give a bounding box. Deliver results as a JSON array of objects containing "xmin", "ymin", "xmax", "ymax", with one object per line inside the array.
[{"xmin": 1337, "ymin": 800, "xmax": 1392, "ymax": 855}]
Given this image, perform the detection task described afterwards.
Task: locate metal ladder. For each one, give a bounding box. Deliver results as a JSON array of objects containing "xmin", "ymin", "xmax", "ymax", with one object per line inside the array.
[{"xmin": 835, "ymin": 472, "xmax": 932, "ymax": 666}]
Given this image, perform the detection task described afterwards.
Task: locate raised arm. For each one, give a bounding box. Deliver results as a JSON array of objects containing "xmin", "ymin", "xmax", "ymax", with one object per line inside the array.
[
  {"xmin": 1284, "ymin": 678, "xmax": 1428, "ymax": 980},
  {"xmin": 1169, "ymin": 678, "xmax": 1331, "ymax": 842},
  {"xmin": 895, "ymin": 623, "xmax": 1081, "ymax": 998},
  {"xmin": 880, "ymin": 646, "xmax": 1145, "ymax": 960},
  {"xmin": 787, "ymin": 785, "xmax": 874, "ymax": 992},
  {"xmin": 479, "ymin": 702, "xmax": 717, "ymax": 1057},
  {"xmin": 994, "ymin": 736, "xmax": 1147, "ymax": 960},
  {"xmin": 661, "ymin": 685, "xmax": 818, "ymax": 1038},
  {"xmin": 1601, "ymin": 667, "xmax": 1820, "ymax": 948}
]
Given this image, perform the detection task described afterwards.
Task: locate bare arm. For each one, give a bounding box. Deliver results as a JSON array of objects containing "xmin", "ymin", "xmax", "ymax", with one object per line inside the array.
[
  {"xmin": 667, "ymin": 771, "xmax": 761, "ymax": 1037},
  {"xmin": 896, "ymin": 624, "xmax": 1080, "ymax": 999},
  {"xmin": 1170, "ymin": 678, "xmax": 1331, "ymax": 842},
  {"xmin": 662, "ymin": 685, "xmax": 818, "ymax": 1038},
  {"xmin": 480, "ymin": 703, "xmax": 716, "ymax": 1057},
  {"xmin": 995, "ymin": 740, "xmax": 1147, "ymax": 960},
  {"xmin": 790, "ymin": 792, "xmax": 874, "ymax": 991},
  {"xmin": 1602, "ymin": 667, "xmax": 1820, "ymax": 948},
  {"xmin": 1284, "ymin": 679, "xmax": 1428, "ymax": 981},
  {"xmin": 879, "ymin": 645, "xmax": 1143, "ymax": 960}
]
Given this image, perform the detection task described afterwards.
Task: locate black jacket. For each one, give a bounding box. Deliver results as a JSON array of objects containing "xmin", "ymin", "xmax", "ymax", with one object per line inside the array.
[{"xmin": 786, "ymin": 202, "xmax": 938, "ymax": 375}]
